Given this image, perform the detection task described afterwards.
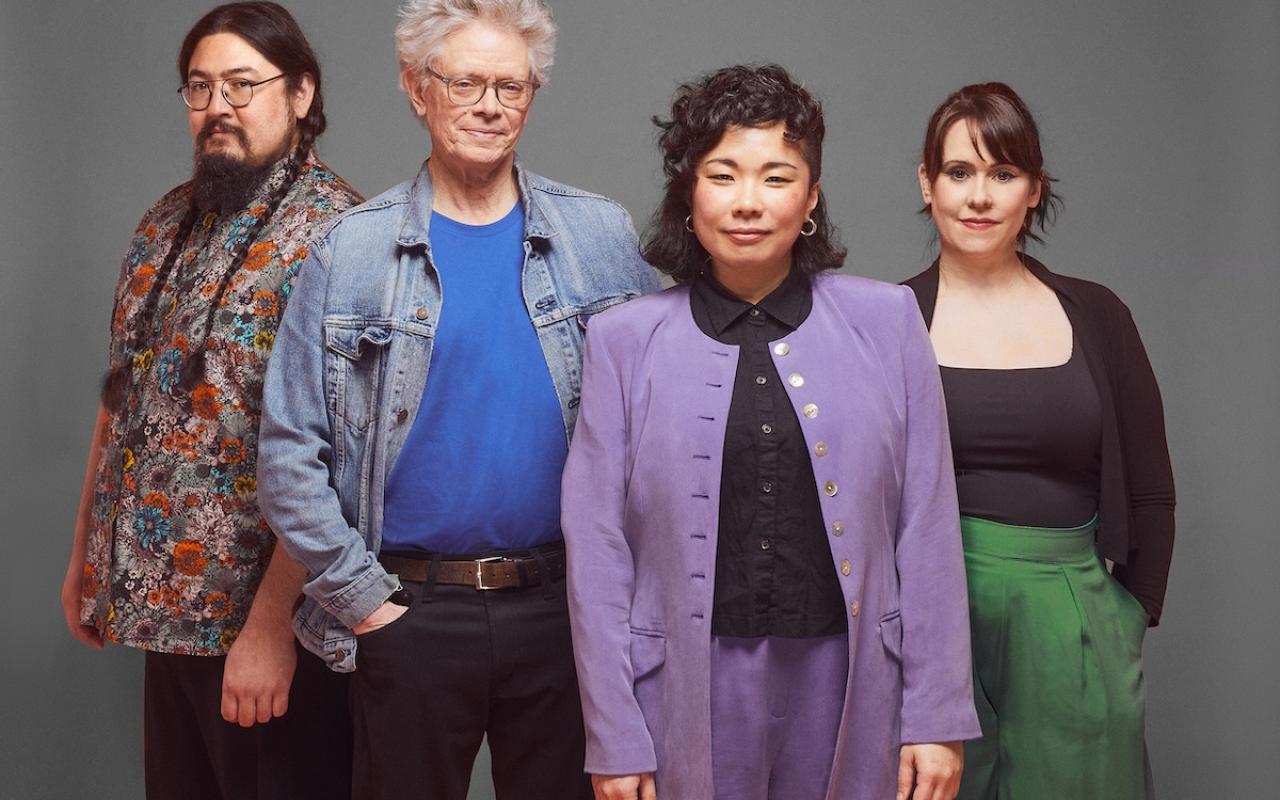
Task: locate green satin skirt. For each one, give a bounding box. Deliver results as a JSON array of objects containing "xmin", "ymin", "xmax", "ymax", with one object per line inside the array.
[{"xmin": 956, "ymin": 516, "xmax": 1149, "ymax": 800}]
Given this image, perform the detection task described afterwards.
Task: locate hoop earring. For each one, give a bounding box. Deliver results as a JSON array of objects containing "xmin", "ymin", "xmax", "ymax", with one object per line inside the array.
[
  {"xmin": 800, "ymin": 218, "xmax": 817, "ymax": 237},
  {"xmin": 684, "ymin": 215, "xmax": 695, "ymax": 233}
]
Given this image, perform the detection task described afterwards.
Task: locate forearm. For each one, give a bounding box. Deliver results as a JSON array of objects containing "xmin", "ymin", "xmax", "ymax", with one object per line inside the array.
[
  {"xmin": 68, "ymin": 405, "xmax": 109, "ymax": 567},
  {"xmin": 241, "ymin": 542, "xmax": 306, "ymax": 634}
]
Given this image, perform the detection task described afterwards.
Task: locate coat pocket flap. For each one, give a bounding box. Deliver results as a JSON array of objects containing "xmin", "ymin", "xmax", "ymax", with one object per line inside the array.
[
  {"xmin": 325, "ymin": 323, "xmax": 392, "ymax": 361},
  {"xmin": 629, "ymin": 628, "xmax": 667, "ymax": 681},
  {"xmin": 879, "ymin": 610, "xmax": 903, "ymax": 662}
]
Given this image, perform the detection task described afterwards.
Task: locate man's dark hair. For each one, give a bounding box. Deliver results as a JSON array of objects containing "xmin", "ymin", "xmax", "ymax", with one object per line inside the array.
[
  {"xmin": 178, "ymin": 1, "xmax": 327, "ymax": 153},
  {"xmin": 643, "ymin": 64, "xmax": 845, "ymax": 284}
]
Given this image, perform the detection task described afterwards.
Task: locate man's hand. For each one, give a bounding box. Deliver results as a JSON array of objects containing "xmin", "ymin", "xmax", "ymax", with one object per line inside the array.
[
  {"xmin": 221, "ymin": 617, "xmax": 296, "ymax": 727},
  {"xmin": 60, "ymin": 553, "xmax": 103, "ymax": 649},
  {"xmin": 897, "ymin": 741, "xmax": 963, "ymax": 800},
  {"xmin": 351, "ymin": 600, "xmax": 408, "ymax": 636},
  {"xmin": 591, "ymin": 773, "xmax": 656, "ymax": 800}
]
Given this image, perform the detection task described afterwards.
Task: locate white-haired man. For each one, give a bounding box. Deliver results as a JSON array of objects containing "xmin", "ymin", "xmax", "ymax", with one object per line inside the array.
[{"xmin": 257, "ymin": 1, "xmax": 659, "ymax": 798}]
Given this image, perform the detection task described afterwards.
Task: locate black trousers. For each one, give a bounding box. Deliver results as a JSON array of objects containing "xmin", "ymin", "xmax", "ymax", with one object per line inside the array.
[
  {"xmin": 144, "ymin": 641, "xmax": 352, "ymax": 800},
  {"xmin": 350, "ymin": 577, "xmax": 592, "ymax": 800}
]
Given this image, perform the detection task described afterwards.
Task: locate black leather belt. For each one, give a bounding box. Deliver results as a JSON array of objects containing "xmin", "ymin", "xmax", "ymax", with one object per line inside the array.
[{"xmin": 379, "ymin": 543, "xmax": 566, "ymax": 590}]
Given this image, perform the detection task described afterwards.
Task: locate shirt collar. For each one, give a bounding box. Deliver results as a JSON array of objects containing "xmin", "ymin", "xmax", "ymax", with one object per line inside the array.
[{"xmin": 693, "ymin": 269, "xmax": 812, "ymax": 336}]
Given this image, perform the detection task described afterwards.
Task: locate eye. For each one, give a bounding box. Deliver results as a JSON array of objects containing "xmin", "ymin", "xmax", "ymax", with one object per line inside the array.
[
  {"xmin": 452, "ymin": 78, "xmax": 479, "ymax": 90},
  {"xmin": 228, "ymin": 79, "xmax": 253, "ymax": 91},
  {"xmin": 764, "ymin": 176, "xmax": 794, "ymax": 184},
  {"xmin": 994, "ymin": 169, "xmax": 1018, "ymax": 182},
  {"xmin": 189, "ymin": 81, "xmax": 211, "ymax": 92},
  {"xmin": 705, "ymin": 173, "xmax": 733, "ymax": 182},
  {"xmin": 498, "ymin": 81, "xmax": 525, "ymax": 94},
  {"xmin": 946, "ymin": 167, "xmax": 969, "ymax": 181}
]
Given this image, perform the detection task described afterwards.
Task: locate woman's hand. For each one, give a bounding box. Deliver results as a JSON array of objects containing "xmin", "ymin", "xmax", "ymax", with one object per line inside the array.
[
  {"xmin": 592, "ymin": 772, "xmax": 656, "ymax": 800},
  {"xmin": 897, "ymin": 741, "xmax": 963, "ymax": 800}
]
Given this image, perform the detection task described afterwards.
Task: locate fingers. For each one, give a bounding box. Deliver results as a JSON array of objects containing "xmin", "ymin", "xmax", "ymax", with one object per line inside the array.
[
  {"xmin": 220, "ymin": 682, "xmax": 238, "ymax": 725},
  {"xmin": 896, "ymin": 748, "xmax": 915, "ymax": 800},
  {"xmin": 70, "ymin": 623, "xmax": 104, "ymax": 649},
  {"xmin": 639, "ymin": 773, "xmax": 657, "ymax": 800},
  {"xmin": 591, "ymin": 774, "xmax": 644, "ymax": 800}
]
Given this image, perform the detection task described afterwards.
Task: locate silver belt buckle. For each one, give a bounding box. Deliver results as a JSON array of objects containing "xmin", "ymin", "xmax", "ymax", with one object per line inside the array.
[{"xmin": 473, "ymin": 556, "xmax": 507, "ymax": 590}]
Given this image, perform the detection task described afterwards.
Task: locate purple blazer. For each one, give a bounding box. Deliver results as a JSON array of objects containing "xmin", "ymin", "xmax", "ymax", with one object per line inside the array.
[{"xmin": 562, "ymin": 273, "xmax": 981, "ymax": 798}]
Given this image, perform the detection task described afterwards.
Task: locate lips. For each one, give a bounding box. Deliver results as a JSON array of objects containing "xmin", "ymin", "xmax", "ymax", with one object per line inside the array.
[
  {"xmin": 961, "ymin": 218, "xmax": 998, "ymax": 230},
  {"xmin": 725, "ymin": 228, "xmax": 769, "ymax": 243}
]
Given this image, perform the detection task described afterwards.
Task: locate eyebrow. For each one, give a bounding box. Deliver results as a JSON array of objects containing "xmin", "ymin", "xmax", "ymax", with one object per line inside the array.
[
  {"xmin": 704, "ymin": 158, "xmax": 799, "ymax": 170},
  {"xmin": 187, "ymin": 66, "xmax": 258, "ymax": 80}
]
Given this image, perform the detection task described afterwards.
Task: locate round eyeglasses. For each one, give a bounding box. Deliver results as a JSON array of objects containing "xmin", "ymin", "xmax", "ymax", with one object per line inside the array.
[
  {"xmin": 424, "ymin": 67, "xmax": 538, "ymax": 110},
  {"xmin": 178, "ymin": 74, "xmax": 288, "ymax": 111}
]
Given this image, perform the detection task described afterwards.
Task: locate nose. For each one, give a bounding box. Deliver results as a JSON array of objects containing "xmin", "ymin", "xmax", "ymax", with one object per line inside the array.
[
  {"xmin": 731, "ymin": 181, "xmax": 764, "ymax": 218},
  {"xmin": 473, "ymin": 83, "xmax": 502, "ymax": 116},
  {"xmin": 208, "ymin": 84, "xmax": 234, "ymax": 115},
  {"xmin": 967, "ymin": 176, "xmax": 993, "ymax": 209}
]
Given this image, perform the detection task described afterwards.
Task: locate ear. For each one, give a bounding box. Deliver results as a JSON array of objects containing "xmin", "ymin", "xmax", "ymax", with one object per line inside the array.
[
  {"xmin": 806, "ymin": 180, "xmax": 821, "ymax": 217},
  {"xmin": 1027, "ymin": 176, "xmax": 1043, "ymax": 210},
  {"xmin": 917, "ymin": 163, "xmax": 932, "ymax": 206},
  {"xmin": 290, "ymin": 73, "xmax": 316, "ymax": 121},
  {"xmin": 401, "ymin": 67, "xmax": 430, "ymax": 119}
]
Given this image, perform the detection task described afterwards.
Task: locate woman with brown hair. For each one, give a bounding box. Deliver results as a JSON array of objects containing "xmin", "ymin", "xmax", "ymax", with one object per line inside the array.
[{"xmin": 904, "ymin": 82, "xmax": 1175, "ymax": 799}]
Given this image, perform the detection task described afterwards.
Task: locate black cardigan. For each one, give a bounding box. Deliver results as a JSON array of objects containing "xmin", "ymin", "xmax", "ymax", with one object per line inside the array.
[{"xmin": 905, "ymin": 257, "xmax": 1175, "ymax": 625}]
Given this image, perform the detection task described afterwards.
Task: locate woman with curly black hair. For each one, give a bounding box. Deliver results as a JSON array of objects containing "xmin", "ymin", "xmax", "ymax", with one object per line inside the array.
[{"xmin": 563, "ymin": 64, "xmax": 981, "ymax": 800}]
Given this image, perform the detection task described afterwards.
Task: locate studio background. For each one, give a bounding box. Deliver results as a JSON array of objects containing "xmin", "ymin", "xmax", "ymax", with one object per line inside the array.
[{"xmin": 2, "ymin": 1, "xmax": 1276, "ymax": 797}]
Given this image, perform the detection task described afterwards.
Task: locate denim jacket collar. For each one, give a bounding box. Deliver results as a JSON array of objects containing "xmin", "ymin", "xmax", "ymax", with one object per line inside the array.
[{"xmin": 395, "ymin": 157, "xmax": 558, "ymax": 249}]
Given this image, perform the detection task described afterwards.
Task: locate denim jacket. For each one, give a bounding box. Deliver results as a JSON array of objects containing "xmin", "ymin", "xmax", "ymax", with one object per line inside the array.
[{"xmin": 258, "ymin": 160, "xmax": 660, "ymax": 671}]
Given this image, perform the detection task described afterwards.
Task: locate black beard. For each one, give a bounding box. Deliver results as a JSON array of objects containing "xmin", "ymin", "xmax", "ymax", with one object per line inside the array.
[{"xmin": 191, "ymin": 151, "xmax": 278, "ymax": 215}]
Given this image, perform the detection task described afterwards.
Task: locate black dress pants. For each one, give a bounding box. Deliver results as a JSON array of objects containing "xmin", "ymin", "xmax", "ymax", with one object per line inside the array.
[
  {"xmin": 144, "ymin": 641, "xmax": 352, "ymax": 800},
  {"xmin": 349, "ymin": 578, "xmax": 592, "ymax": 800}
]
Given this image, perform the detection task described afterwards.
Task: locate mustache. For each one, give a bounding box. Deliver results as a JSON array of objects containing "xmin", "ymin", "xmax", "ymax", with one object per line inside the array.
[{"xmin": 196, "ymin": 120, "xmax": 248, "ymax": 150}]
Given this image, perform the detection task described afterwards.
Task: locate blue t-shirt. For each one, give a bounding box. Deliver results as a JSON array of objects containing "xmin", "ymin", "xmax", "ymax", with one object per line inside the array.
[{"xmin": 381, "ymin": 203, "xmax": 568, "ymax": 554}]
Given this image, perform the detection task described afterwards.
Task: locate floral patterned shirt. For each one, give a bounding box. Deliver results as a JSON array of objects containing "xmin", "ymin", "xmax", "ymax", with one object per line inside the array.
[{"xmin": 80, "ymin": 152, "xmax": 362, "ymax": 655}]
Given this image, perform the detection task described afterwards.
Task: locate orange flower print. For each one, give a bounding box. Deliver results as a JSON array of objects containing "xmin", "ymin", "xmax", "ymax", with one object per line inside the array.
[
  {"xmin": 130, "ymin": 265, "xmax": 157, "ymax": 297},
  {"xmin": 205, "ymin": 592, "xmax": 233, "ymax": 619},
  {"xmin": 218, "ymin": 438, "xmax": 246, "ymax": 465},
  {"xmin": 251, "ymin": 290, "xmax": 278, "ymax": 317},
  {"xmin": 243, "ymin": 241, "xmax": 276, "ymax": 271},
  {"xmin": 81, "ymin": 564, "xmax": 98, "ymax": 599},
  {"xmin": 220, "ymin": 628, "xmax": 241, "ymax": 649},
  {"xmin": 142, "ymin": 491, "xmax": 172, "ymax": 516},
  {"xmin": 173, "ymin": 541, "xmax": 209, "ymax": 577},
  {"xmin": 191, "ymin": 384, "xmax": 223, "ymax": 420},
  {"xmin": 233, "ymin": 475, "xmax": 257, "ymax": 495}
]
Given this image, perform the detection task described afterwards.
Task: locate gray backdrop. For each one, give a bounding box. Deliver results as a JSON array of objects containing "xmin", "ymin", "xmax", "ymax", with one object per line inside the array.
[{"xmin": 2, "ymin": 1, "xmax": 1277, "ymax": 797}]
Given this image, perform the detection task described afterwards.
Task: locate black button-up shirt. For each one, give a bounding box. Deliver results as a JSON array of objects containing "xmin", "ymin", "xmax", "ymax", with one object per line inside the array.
[{"xmin": 690, "ymin": 272, "xmax": 847, "ymax": 638}]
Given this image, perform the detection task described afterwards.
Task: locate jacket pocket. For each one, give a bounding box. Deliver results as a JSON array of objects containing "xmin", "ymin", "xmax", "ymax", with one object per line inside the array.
[
  {"xmin": 879, "ymin": 609, "xmax": 903, "ymax": 663},
  {"xmin": 323, "ymin": 319, "xmax": 392, "ymax": 431},
  {"xmin": 629, "ymin": 627, "xmax": 667, "ymax": 682}
]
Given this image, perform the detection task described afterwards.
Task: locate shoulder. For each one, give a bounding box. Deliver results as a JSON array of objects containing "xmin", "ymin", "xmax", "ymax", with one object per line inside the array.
[
  {"xmin": 296, "ymin": 158, "xmax": 364, "ymax": 212},
  {"xmin": 314, "ymin": 177, "xmax": 415, "ymax": 246},
  {"xmin": 137, "ymin": 182, "xmax": 193, "ymax": 229},
  {"xmin": 585, "ymin": 286, "xmax": 688, "ymax": 351},
  {"xmin": 1033, "ymin": 261, "xmax": 1137, "ymax": 334},
  {"xmin": 523, "ymin": 170, "xmax": 636, "ymax": 226},
  {"xmin": 814, "ymin": 272, "xmax": 918, "ymax": 319}
]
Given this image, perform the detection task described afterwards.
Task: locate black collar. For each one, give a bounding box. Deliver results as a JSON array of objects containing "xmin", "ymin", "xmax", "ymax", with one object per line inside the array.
[{"xmin": 693, "ymin": 269, "xmax": 812, "ymax": 336}]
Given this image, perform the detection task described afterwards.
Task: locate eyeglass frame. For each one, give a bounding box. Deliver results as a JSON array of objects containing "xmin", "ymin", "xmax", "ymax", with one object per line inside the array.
[
  {"xmin": 422, "ymin": 66, "xmax": 539, "ymax": 110},
  {"xmin": 178, "ymin": 74, "xmax": 289, "ymax": 111}
]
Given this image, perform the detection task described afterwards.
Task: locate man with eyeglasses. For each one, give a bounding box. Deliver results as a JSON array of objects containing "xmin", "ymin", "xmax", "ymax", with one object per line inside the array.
[
  {"xmin": 60, "ymin": 3, "xmax": 361, "ymax": 798},
  {"xmin": 256, "ymin": 1, "xmax": 658, "ymax": 798}
]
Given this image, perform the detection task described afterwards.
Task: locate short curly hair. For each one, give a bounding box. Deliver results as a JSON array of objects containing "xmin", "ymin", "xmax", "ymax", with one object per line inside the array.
[{"xmin": 642, "ymin": 64, "xmax": 845, "ymax": 284}]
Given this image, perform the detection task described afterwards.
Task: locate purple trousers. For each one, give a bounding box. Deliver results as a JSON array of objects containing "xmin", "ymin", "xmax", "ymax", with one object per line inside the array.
[{"xmin": 710, "ymin": 633, "xmax": 849, "ymax": 800}]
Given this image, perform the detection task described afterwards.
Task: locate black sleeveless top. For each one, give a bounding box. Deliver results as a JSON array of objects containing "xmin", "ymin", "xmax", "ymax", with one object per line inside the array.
[{"xmin": 940, "ymin": 342, "xmax": 1103, "ymax": 528}]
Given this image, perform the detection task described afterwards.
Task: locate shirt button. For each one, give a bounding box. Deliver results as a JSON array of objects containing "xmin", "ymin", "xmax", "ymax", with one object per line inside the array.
[
  {"xmin": 760, "ymin": 538, "xmax": 772, "ymax": 551},
  {"xmin": 396, "ymin": 409, "xmax": 408, "ymax": 424},
  {"xmin": 840, "ymin": 559, "xmax": 851, "ymax": 576},
  {"xmin": 415, "ymin": 307, "xmax": 429, "ymax": 320},
  {"xmin": 832, "ymin": 520, "xmax": 845, "ymax": 536},
  {"xmin": 788, "ymin": 372, "xmax": 804, "ymax": 387},
  {"xmin": 761, "ymin": 424, "xmax": 773, "ymax": 435},
  {"xmin": 755, "ymin": 375, "xmax": 767, "ymax": 385},
  {"xmin": 850, "ymin": 600, "xmax": 861, "ymax": 617},
  {"xmin": 761, "ymin": 481, "xmax": 774, "ymax": 494},
  {"xmin": 773, "ymin": 342, "xmax": 790, "ymax": 356},
  {"xmin": 803, "ymin": 403, "xmax": 819, "ymax": 419},
  {"xmin": 823, "ymin": 480, "xmax": 838, "ymax": 497},
  {"xmin": 749, "ymin": 308, "xmax": 761, "ymax": 317},
  {"xmin": 814, "ymin": 441, "xmax": 828, "ymax": 457}
]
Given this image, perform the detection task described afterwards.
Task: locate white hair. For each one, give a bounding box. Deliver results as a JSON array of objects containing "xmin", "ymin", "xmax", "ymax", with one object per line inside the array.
[{"xmin": 395, "ymin": 0, "xmax": 557, "ymax": 87}]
